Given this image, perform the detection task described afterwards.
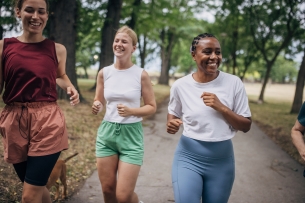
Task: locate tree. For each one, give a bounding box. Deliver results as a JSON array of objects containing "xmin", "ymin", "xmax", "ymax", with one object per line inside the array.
[
  {"xmin": 291, "ymin": 49, "xmax": 305, "ymax": 113},
  {"xmin": 48, "ymin": 0, "xmax": 83, "ymax": 101},
  {"xmin": 0, "ymin": 0, "xmax": 17, "ymax": 39},
  {"xmin": 245, "ymin": 0, "xmax": 301, "ymax": 103},
  {"xmin": 90, "ymin": 0, "xmax": 123, "ymax": 90}
]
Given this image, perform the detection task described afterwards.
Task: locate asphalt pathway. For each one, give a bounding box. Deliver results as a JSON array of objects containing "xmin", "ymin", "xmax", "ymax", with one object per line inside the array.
[{"xmin": 67, "ymin": 100, "xmax": 305, "ymax": 203}]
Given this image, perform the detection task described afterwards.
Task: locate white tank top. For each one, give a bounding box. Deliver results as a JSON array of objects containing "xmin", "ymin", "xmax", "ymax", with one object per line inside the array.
[{"xmin": 103, "ymin": 64, "xmax": 143, "ymax": 123}]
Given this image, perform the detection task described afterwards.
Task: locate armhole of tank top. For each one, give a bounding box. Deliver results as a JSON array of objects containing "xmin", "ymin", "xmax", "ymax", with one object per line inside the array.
[
  {"xmin": 103, "ymin": 66, "xmax": 108, "ymax": 79},
  {"xmin": 52, "ymin": 41, "xmax": 59, "ymax": 65}
]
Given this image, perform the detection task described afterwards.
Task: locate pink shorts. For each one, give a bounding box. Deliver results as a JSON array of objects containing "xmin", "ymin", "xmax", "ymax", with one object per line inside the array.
[{"xmin": 0, "ymin": 102, "xmax": 68, "ymax": 164}]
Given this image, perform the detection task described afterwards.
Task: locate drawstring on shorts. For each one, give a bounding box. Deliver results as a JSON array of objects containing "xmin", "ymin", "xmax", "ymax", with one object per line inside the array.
[
  {"xmin": 114, "ymin": 123, "xmax": 121, "ymax": 135},
  {"xmin": 18, "ymin": 105, "xmax": 28, "ymax": 140}
]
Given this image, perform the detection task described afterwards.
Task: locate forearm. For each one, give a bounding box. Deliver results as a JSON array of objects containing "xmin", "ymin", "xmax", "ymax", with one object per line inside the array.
[
  {"xmin": 130, "ymin": 105, "xmax": 156, "ymax": 117},
  {"xmin": 291, "ymin": 129, "xmax": 305, "ymax": 156},
  {"xmin": 220, "ymin": 106, "xmax": 251, "ymax": 132},
  {"xmin": 56, "ymin": 75, "xmax": 75, "ymax": 90}
]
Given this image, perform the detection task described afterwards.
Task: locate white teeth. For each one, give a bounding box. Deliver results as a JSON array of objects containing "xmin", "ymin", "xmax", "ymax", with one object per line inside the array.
[{"xmin": 30, "ymin": 22, "xmax": 40, "ymax": 26}]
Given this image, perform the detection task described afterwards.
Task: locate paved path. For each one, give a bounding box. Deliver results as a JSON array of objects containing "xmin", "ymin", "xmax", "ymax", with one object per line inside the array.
[{"xmin": 67, "ymin": 100, "xmax": 305, "ymax": 203}]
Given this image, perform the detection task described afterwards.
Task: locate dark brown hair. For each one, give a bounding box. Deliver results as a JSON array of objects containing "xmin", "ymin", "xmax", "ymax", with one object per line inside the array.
[{"xmin": 14, "ymin": 0, "xmax": 49, "ymax": 11}]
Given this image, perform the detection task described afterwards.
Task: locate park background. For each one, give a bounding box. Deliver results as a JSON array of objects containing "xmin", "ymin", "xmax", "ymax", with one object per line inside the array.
[{"xmin": 0, "ymin": 0, "xmax": 305, "ymax": 202}]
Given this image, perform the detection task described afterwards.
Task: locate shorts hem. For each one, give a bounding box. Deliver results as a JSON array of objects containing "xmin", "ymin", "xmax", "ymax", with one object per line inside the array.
[
  {"xmin": 96, "ymin": 153, "xmax": 117, "ymax": 158},
  {"xmin": 120, "ymin": 158, "xmax": 143, "ymax": 166},
  {"xmin": 27, "ymin": 147, "xmax": 68, "ymax": 157}
]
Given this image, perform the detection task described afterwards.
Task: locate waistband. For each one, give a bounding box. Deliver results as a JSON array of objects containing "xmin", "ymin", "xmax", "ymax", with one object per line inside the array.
[{"xmin": 7, "ymin": 101, "xmax": 57, "ymax": 108}]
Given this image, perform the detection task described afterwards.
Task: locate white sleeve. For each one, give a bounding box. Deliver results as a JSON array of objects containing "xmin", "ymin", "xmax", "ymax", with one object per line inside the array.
[
  {"xmin": 233, "ymin": 81, "xmax": 252, "ymax": 117},
  {"xmin": 168, "ymin": 84, "xmax": 182, "ymax": 118}
]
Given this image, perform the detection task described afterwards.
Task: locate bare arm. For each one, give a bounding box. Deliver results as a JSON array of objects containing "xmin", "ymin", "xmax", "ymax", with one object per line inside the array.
[
  {"xmin": 55, "ymin": 43, "xmax": 79, "ymax": 105},
  {"xmin": 167, "ymin": 113, "xmax": 183, "ymax": 134},
  {"xmin": 201, "ymin": 92, "xmax": 252, "ymax": 132},
  {"xmin": 117, "ymin": 70, "xmax": 157, "ymax": 117},
  {"xmin": 0, "ymin": 40, "xmax": 4, "ymax": 95},
  {"xmin": 291, "ymin": 120, "xmax": 305, "ymax": 161},
  {"xmin": 92, "ymin": 69, "xmax": 105, "ymax": 115}
]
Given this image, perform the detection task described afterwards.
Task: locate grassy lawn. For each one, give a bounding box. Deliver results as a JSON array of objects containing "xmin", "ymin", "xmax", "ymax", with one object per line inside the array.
[{"xmin": 0, "ymin": 79, "xmax": 171, "ymax": 202}]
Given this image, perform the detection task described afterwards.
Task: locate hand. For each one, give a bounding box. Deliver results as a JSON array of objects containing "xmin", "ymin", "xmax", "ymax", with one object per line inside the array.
[
  {"xmin": 200, "ymin": 92, "xmax": 225, "ymax": 112},
  {"xmin": 67, "ymin": 87, "xmax": 79, "ymax": 106},
  {"xmin": 92, "ymin": 100, "xmax": 103, "ymax": 115},
  {"xmin": 117, "ymin": 104, "xmax": 132, "ymax": 117},
  {"xmin": 167, "ymin": 119, "xmax": 183, "ymax": 134}
]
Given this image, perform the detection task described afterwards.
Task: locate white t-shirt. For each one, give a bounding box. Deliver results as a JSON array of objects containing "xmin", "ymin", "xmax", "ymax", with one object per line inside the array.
[
  {"xmin": 168, "ymin": 71, "xmax": 251, "ymax": 142},
  {"xmin": 103, "ymin": 64, "xmax": 143, "ymax": 124}
]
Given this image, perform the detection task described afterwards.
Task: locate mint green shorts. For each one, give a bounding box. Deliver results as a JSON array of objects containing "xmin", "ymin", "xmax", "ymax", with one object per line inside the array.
[{"xmin": 95, "ymin": 121, "xmax": 144, "ymax": 165}]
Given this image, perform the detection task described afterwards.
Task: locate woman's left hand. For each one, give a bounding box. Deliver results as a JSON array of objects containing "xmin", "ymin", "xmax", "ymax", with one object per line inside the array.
[
  {"xmin": 67, "ymin": 87, "xmax": 80, "ymax": 106},
  {"xmin": 117, "ymin": 104, "xmax": 132, "ymax": 117},
  {"xmin": 200, "ymin": 92, "xmax": 224, "ymax": 112}
]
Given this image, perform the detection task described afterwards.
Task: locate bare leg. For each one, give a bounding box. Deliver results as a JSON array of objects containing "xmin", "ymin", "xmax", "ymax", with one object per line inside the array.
[
  {"xmin": 97, "ymin": 155, "xmax": 119, "ymax": 203},
  {"xmin": 116, "ymin": 161, "xmax": 141, "ymax": 203},
  {"xmin": 42, "ymin": 187, "xmax": 52, "ymax": 203},
  {"xmin": 22, "ymin": 182, "xmax": 50, "ymax": 203}
]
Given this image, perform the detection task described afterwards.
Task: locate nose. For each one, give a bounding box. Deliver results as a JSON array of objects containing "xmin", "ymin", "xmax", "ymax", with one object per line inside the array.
[
  {"xmin": 210, "ymin": 52, "xmax": 217, "ymax": 59},
  {"xmin": 32, "ymin": 11, "xmax": 39, "ymax": 19}
]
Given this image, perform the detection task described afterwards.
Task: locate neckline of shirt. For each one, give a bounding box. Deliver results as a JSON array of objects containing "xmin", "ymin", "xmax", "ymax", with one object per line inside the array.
[{"xmin": 190, "ymin": 71, "xmax": 223, "ymax": 86}]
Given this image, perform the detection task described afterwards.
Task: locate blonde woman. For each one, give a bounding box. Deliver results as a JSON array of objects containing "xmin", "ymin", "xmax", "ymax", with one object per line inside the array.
[{"xmin": 92, "ymin": 25, "xmax": 156, "ymax": 203}]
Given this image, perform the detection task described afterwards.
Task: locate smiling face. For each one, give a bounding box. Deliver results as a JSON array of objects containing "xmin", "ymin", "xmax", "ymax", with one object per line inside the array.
[
  {"xmin": 113, "ymin": 32, "xmax": 136, "ymax": 59},
  {"xmin": 192, "ymin": 37, "xmax": 222, "ymax": 76},
  {"xmin": 15, "ymin": 0, "xmax": 48, "ymax": 35}
]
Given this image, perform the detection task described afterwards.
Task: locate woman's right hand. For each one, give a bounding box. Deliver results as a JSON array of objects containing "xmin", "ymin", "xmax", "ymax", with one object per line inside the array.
[
  {"xmin": 167, "ymin": 119, "xmax": 183, "ymax": 134},
  {"xmin": 92, "ymin": 100, "xmax": 103, "ymax": 115}
]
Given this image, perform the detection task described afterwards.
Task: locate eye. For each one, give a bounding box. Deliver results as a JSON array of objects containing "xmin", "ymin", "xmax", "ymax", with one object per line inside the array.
[{"xmin": 24, "ymin": 7, "xmax": 34, "ymax": 13}]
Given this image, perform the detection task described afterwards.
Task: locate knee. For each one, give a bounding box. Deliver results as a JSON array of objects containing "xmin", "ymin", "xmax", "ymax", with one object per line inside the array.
[
  {"xmin": 102, "ymin": 184, "xmax": 116, "ymax": 196},
  {"xmin": 116, "ymin": 193, "xmax": 133, "ymax": 203},
  {"xmin": 22, "ymin": 193, "xmax": 37, "ymax": 203}
]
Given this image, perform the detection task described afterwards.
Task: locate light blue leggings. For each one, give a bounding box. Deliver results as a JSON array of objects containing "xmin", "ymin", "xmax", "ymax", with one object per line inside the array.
[{"xmin": 172, "ymin": 135, "xmax": 235, "ymax": 203}]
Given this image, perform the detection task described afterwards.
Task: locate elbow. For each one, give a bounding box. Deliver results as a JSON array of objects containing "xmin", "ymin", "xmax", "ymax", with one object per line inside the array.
[{"xmin": 241, "ymin": 119, "xmax": 252, "ymax": 133}]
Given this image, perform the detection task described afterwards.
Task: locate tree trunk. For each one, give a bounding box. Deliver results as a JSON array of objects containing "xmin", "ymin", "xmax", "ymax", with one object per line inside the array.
[
  {"xmin": 231, "ymin": 29, "xmax": 238, "ymax": 75},
  {"xmin": 49, "ymin": 0, "xmax": 83, "ymax": 101},
  {"xmin": 291, "ymin": 49, "xmax": 305, "ymax": 113},
  {"xmin": 158, "ymin": 29, "xmax": 175, "ymax": 85},
  {"xmin": 91, "ymin": 0, "xmax": 123, "ymax": 90},
  {"xmin": 127, "ymin": 0, "xmax": 141, "ymax": 30},
  {"xmin": 138, "ymin": 33, "xmax": 147, "ymax": 68},
  {"xmin": 258, "ymin": 62, "xmax": 273, "ymax": 103}
]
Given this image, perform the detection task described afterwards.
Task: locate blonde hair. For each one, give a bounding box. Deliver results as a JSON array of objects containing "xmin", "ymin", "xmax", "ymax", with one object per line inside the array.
[{"xmin": 115, "ymin": 25, "xmax": 138, "ymax": 46}]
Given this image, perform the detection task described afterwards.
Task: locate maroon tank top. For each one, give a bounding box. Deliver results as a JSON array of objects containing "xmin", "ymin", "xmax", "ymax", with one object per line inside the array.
[{"xmin": 2, "ymin": 38, "xmax": 58, "ymax": 104}]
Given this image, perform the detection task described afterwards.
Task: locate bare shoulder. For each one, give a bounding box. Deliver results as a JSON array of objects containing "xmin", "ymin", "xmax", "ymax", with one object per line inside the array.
[
  {"xmin": 141, "ymin": 69, "xmax": 150, "ymax": 80},
  {"xmin": 98, "ymin": 68, "xmax": 104, "ymax": 76},
  {"xmin": 54, "ymin": 43, "xmax": 67, "ymax": 55}
]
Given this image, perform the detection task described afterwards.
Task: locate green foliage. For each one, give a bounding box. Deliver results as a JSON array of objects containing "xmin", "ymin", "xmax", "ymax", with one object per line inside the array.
[{"xmin": 0, "ymin": 0, "xmax": 18, "ymax": 39}]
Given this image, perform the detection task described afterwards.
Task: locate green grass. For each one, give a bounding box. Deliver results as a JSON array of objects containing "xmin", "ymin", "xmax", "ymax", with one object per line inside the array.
[{"xmin": 247, "ymin": 94, "xmax": 302, "ymax": 164}]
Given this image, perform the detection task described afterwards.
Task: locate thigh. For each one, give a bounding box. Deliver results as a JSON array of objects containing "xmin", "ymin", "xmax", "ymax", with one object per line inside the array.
[
  {"xmin": 116, "ymin": 160, "xmax": 141, "ymax": 196},
  {"xmin": 202, "ymin": 157, "xmax": 235, "ymax": 203},
  {"xmin": 172, "ymin": 150, "xmax": 203, "ymax": 203},
  {"xmin": 25, "ymin": 152, "xmax": 61, "ymax": 186},
  {"xmin": 96, "ymin": 156, "xmax": 119, "ymax": 188}
]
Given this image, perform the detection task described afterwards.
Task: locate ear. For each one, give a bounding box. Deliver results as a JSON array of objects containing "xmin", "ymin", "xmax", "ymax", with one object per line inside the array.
[
  {"xmin": 191, "ymin": 51, "xmax": 196, "ymax": 61},
  {"xmin": 132, "ymin": 45, "xmax": 136, "ymax": 53},
  {"xmin": 15, "ymin": 8, "xmax": 21, "ymax": 18}
]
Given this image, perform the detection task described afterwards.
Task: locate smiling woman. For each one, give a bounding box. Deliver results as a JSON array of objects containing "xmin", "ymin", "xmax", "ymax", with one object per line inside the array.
[
  {"xmin": 0, "ymin": 0, "xmax": 79, "ymax": 202},
  {"xmin": 92, "ymin": 25, "xmax": 156, "ymax": 203},
  {"xmin": 167, "ymin": 33, "xmax": 252, "ymax": 203}
]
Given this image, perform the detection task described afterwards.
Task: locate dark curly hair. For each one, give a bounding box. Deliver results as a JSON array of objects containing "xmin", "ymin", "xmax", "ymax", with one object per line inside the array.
[
  {"xmin": 190, "ymin": 33, "xmax": 217, "ymax": 52},
  {"xmin": 14, "ymin": 0, "xmax": 49, "ymax": 11}
]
